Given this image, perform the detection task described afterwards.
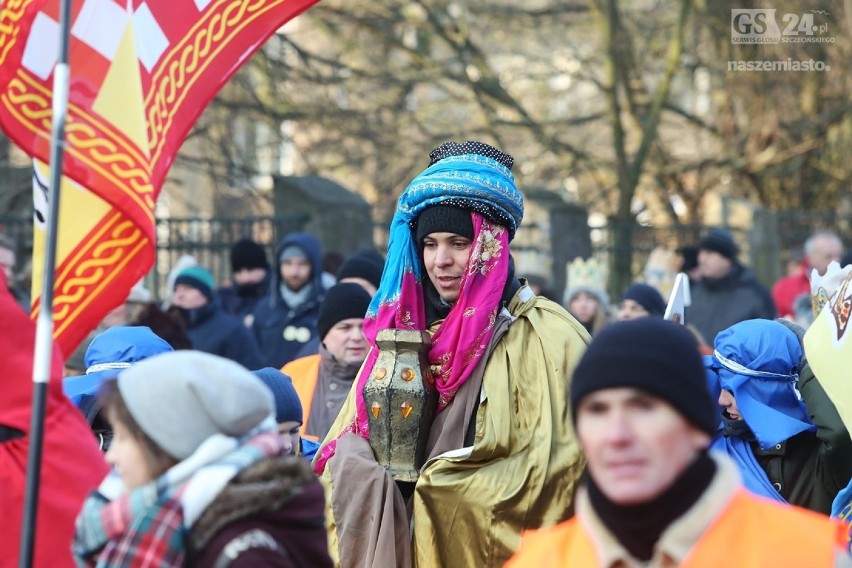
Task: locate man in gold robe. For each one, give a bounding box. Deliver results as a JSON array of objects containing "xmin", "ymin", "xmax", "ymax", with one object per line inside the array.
[{"xmin": 313, "ymin": 141, "xmax": 589, "ymax": 567}]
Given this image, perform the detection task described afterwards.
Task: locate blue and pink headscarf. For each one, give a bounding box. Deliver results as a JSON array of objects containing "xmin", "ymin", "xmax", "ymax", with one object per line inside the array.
[{"xmin": 315, "ymin": 142, "xmax": 523, "ymax": 473}]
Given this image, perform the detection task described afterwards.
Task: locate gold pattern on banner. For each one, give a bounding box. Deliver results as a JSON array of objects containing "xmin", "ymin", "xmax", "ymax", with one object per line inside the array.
[
  {"xmin": 0, "ymin": 0, "xmax": 35, "ymax": 63},
  {"xmin": 431, "ymin": 352, "xmax": 452, "ymax": 384},
  {"xmin": 471, "ymin": 225, "xmax": 503, "ymax": 276},
  {"xmin": 38, "ymin": 213, "xmax": 149, "ymax": 334},
  {"xmin": 438, "ymin": 389, "xmax": 457, "ymax": 410},
  {"xmin": 146, "ymin": 0, "xmax": 288, "ymax": 163},
  {"xmin": 2, "ymin": 71, "xmax": 155, "ymax": 213}
]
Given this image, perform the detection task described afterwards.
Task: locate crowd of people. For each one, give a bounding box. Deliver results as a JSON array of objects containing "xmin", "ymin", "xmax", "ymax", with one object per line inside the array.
[{"xmin": 1, "ymin": 140, "xmax": 850, "ymax": 567}]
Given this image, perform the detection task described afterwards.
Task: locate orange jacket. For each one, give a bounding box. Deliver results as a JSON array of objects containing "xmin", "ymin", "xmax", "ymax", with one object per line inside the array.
[
  {"xmin": 282, "ymin": 354, "xmax": 321, "ymax": 441},
  {"xmin": 506, "ymin": 489, "xmax": 847, "ymax": 567}
]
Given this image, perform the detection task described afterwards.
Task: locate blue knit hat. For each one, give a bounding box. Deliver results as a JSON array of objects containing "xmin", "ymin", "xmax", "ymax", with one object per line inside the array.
[{"xmin": 252, "ymin": 367, "xmax": 303, "ymax": 424}]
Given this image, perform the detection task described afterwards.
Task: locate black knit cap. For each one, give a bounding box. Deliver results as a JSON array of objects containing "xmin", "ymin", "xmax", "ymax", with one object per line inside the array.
[
  {"xmin": 698, "ymin": 228, "xmax": 738, "ymax": 261},
  {"xmin": 415, "ymin": 206, "xmax": 474, "ymax": 245},
  {"xmin": 317, "ymin": 282, "xmax": 372, "ymax": 340},
  {"xmin": 570, "ymin": 318, "xmax": 717, "ymax": 435},
  {"xmin": 230, "ymin": 238, "xmax": 268, "ymax": 272},
  {"xmin": 336, "ymin": 249, "xmax": 385, "ymax": 290},
  {"xmin": 620, "ymin": 283, "xmax": 666, "ymax": 317},
  {"xmin": 678, "ymin": 246, "xmax": 699, "ymax": 272}
]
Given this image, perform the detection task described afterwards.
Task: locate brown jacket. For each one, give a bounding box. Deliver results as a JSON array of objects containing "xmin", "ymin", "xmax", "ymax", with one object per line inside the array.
[{"xmin": 186, "ymin": 456, "xmax": 332, "ymax": 567}]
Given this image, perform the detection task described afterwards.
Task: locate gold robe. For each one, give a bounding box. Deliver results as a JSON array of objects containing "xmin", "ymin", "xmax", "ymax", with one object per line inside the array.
[{"xmin": 318, "ymin": 285, "xmax": 589, "ymax": 567}]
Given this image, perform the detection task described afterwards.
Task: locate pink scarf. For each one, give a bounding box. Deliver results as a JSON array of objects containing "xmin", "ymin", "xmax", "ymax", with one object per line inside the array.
[{"xmin": 315, "ymin": 213, "xmax": 509, "ymax": 472}]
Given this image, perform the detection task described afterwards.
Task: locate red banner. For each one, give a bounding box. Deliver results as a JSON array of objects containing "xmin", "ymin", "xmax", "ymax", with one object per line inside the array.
[{"xmin": 0, "ymin": 0, "xmax": 318, "ymax": 356}]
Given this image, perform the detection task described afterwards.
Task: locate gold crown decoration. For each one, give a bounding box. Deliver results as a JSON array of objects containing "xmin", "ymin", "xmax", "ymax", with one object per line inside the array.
[
  {"xmin": 810, "ymin": 260, "xmax": 852, "ymax": 327},
  {"xmin": 803, "ymin": 260, "xmax": 852, "ymax": 434},
  {"xmin": 564, "ymin": 257, "xmax": 609, "ymax": 305}
]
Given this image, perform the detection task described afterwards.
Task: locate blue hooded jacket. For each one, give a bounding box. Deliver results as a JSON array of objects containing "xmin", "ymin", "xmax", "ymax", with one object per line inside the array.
[{"xmin": 251, "ymin": 233, "xmax": 326, "ymax": 368}]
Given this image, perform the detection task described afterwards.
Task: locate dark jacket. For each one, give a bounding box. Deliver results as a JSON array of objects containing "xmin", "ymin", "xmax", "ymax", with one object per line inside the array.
[
  {"xmin": 752, "ymin": 358, "xmax": 852, "ymax": 515},
  {"xmin": 251, "ymin": 234, "xmax": 326, "ymax": 368},
  {"xmin": 686, "ymin": 264, "xmax": 776, "ymax": 343},
  {"xmin": 187, "ymin": 456, "xmax": 332, "ymax": 567},
  {"xmin": 180, "ymin": 301, "xmax": 264, "ymax": 369},
  {"xmin": 216, "ymin": 270, "xmax": 272, "ymax": 323}
]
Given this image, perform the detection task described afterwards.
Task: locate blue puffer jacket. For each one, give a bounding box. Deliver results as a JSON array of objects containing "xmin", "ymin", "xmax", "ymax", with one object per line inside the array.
[{"xmin": 251, "ymin": 233, "xmax": 326, "ymax": 368}]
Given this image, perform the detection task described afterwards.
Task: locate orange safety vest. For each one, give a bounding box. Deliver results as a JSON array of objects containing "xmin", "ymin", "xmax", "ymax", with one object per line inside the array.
[
  {"xmin": 281, "ymin": 354, "xmax": 321, "ymax": 441},
  {"xmin": 506, "ymin": 489, "xmax": 846, "ymax": 567}
]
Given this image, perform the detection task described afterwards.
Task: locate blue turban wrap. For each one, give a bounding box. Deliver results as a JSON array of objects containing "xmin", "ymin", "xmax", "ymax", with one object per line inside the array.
[
  {"xmin": 369, "ymin": 141, "xmax": 523, "ymax": 317},
  {"xmin": 706, "ymin": 319, "xmax": 815, "ymax": 503},
  {"xmin": 400, "ymin": 142, "xmax": 523, "ymax": 238},
  {"xmin": 710, "ymin": 319, "xmax": 814, "ymax": 447}
]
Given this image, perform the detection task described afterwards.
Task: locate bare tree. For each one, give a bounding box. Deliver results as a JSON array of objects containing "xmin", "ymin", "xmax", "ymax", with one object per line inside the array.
[{"xmin": 161, "ymin": 0, "xmax": 850, "ymax": 287}]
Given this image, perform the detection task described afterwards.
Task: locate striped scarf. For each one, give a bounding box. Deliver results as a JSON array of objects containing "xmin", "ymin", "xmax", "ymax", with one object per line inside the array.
[{"xmin": 73, "ymin": 425, "xmax": 282, "ymax": 568}]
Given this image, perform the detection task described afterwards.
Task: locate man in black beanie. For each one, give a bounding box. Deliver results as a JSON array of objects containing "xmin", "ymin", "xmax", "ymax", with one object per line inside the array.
[
  {"xmin": 336, "ymin": 248, "xmax": 385, "ymax": 296},
  {"xmin": 282, "ymin": 282, "xmax": 371, "ymax": 443},
  {"xmin": 507, "ymin": 318, "xmax": 849, "ymax": 567},
  {"xmin": 677, "ymin": 245, "xmax": 701, "ymax": 283},
  {"xmin": 216, "ymin": 238, "xmax": 271, "ymax": 325},
  {"xmin": 685, "ymin": 227, "xmax": 775, "ymax": 344},
  {"xmin": 616, "ymin": 283, "xmax": 666, "ymax": 321}
]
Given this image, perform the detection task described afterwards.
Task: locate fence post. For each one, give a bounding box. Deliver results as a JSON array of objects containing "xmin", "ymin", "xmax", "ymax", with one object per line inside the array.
[
  {"xmin": 750, "ymin": 208, "xmax": 781, "ymax": 288},
  {"xmin": 549, "ymin": 203, "xmax": 592, "ymax": 302}
]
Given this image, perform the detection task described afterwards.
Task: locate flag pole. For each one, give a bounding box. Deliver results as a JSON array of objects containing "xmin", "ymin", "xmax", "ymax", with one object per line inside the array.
[{"xmin": 19, "ymin": 0, "xmax": 73, "ymax": 564}]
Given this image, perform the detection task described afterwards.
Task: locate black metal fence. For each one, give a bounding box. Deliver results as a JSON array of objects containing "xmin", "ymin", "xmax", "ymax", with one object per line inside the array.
[
  {"xmin": 2, "ymin": 208, "xmax": 849, "ymax": 303},
  {"xmin": 152, "ymin": 214, "xmax": 309, "ymax": 298}
]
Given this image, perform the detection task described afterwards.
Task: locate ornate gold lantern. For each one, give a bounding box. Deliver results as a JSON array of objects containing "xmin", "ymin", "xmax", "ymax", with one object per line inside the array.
[{"xmin": 363, "ymin": 329, "xmax": 436, "ymax": 482}]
